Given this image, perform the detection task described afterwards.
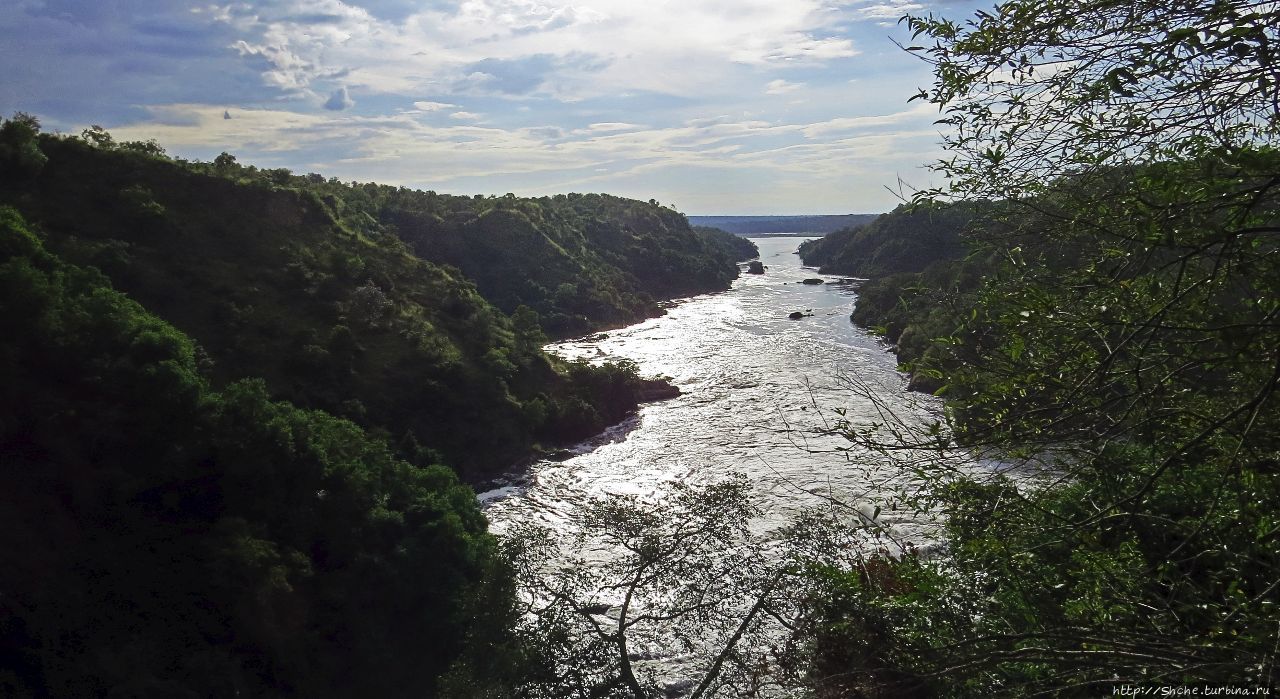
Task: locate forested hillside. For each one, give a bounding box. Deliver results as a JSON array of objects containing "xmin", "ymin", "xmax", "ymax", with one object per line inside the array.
[
  {"xmin": 0, "ymin": 117, "xmax": 758, "ymax": 697},
  {"xmin": 378, "ymin": 193, "xmax": 754, "ymax": 337},
  {"xmin": 800, "ymin": 0, "xmax": 1280, "ymax": 694},
  {"xmin": 796, "ymin": 201, "xmax": 981, "ymax": 278},
  {"xmin": 180, "ymin": 150, "xmax": 755, "ymax": 338},
  {"xmin": 688, "ymin": 213, "xmax": 879, "ymax": 235},
  {"xmin": 816, "ymin": 153, "xmax": 1280, "ymax": 699},
  {"xmin": 0, "ymin": 207, "xmax": 526, "ymax": 696},
  {"xmin": 0, "ymin": 128, "xmax": 751, "ymax": 480}
]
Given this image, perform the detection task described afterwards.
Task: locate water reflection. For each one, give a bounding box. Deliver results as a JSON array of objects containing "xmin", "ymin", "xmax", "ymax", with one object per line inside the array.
[{"xmin": 480, "ymin": 237, "xmax": 942, "ymax": 541}]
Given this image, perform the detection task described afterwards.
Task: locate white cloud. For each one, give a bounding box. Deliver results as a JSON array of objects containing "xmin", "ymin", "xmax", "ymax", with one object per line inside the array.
[
  {"xmin": 765, "ymin": 79, "xmax": 805, "ymax": 95},
  {"xmin": 207, "ymin": 0, "xmax": 871, "ymax": 103},
  {"xmin": 324, "ymin": 86, "xmax": 355, "ymax": 110},
  {"xmin": 587, "ymin": 122, "xmax": 642, "ymax": 132},
  {"xmin": 843, "ymin": 0, "xmax": 927, "ymax": 20},
  {"xmin": 34, "ymin": 0, "xmax": 971, "ymax": 211},
  {"xmin": 411, "ymin": 101, "xmax": 458, "ymax": 111},
  {"xmin": 799, "ymin": 102, "xmax": 936, "ymax": 137},
  {"xmin": 109, "ymin": 100, "xmax": 944, "ymax": 193}
]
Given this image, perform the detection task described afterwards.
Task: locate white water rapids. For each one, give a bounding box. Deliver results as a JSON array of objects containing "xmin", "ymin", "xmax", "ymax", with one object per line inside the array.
[
  {"xmin": 479, "ymin": 237, "xmax": 942, "ymax": 537},
  {"xmin": 475, "ymin": 236, "xmax": 950, "ymax": 695}
]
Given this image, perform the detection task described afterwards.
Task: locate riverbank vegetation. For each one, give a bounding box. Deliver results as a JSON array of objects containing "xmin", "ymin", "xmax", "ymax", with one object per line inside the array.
[
  {"xmin": 798, "ymin": 0, "xmax": 1280, "ymax": 694},
  {"xmin": 0, "ymin": 125, "xmax": 754, "ymax": 481},
  {"xmin": 0, "ymin": 209, "xmax": 520, "ymax": 696},
  {"xmin": 3, "ymin": 0, "xmax": 1276, "ymax": 694},
  {"xmin": 0, "ymin": 118, "xmax": 755, "ymax": 696}
]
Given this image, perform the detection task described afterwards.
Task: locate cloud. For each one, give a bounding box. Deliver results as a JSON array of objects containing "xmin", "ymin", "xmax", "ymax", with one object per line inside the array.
[
  {"xmin": 411, "ymin": 100, "xmax": 457, "ymax": 111},
  {"xmin": 1, "ymin": 0, "xmax": 964, "ymax": 211},
  {"xmin": 765, "ymin": 79, "xmax": 805, "ymax": 95},
  {"xmin": 0, "ymin": 1, "xmax": 267, "ymax": 126},
  {"xmin": 324, "ymin": 86, "xmax": 355, "ymax": 110},
  {"xmin": 732, "ymin": 34, "xmax": 857, "ymax": 65},
  {"xmin": 106, "ymin": 101, "xmax": 943, "ymax": 197},
  {"xmin": 452, "ymin": 53, "xmax": 611, "ymax": 97},
  {"xmin": 799, "ymin": 102, "xmax": 935, "ymax": 137},
  {"xmin": 457, "ymin": 55, "xmax": 558, "ymax": 95},
  {"xmin": 588, "ymin": 123, "xmax": 642, "ymax": 132},
  {"xmin": 197, "ymin": 0, "xmax": 875, "ymax": 103},
  {"xmin": 847, "ymin": 1, "xmax": 927, "ymax": 20}
]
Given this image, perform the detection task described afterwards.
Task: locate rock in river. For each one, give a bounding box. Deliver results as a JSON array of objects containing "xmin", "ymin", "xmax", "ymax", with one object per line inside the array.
[{"xmin": 634, "ymin": 377, "xmax": 681, "ymax": 402}]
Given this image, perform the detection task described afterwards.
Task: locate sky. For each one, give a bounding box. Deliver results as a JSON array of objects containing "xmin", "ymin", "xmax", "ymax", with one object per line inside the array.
[{"xmin": 0, "ymin": 0, "xmax": 986, "ymax": 214}]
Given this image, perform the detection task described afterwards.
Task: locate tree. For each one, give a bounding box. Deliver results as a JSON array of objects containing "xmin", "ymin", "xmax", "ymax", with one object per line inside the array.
[
  {"xmin": 119, "ymin": 138, "xmax": 167, "ymax": 158},
  {"xmin": 80, "ymin": 124, "xmax": 115, "ymax": 149},
  {"xmin": 806, "ymin": 0, "xmax": 1280, "ymax": 694},
  {"xmin": 905, "ymin": 0, "xmax": 1280, "ymax": 199},
  {"xmin": 214, "ymin": 151, "xmax": 238, "ymax": 170},
  {"xmin": 0, "ymin": 113, "xmax": 47, "ymax": 178},
  {"xmin": 347, "ymin": 278, "xmax": 392, "ymax": 325},
  {"xmin": 504, "ymin": 476, "xmax": 851, "ymax": 699},
  {"xmin": 0, "ymin": 207, "xmax": 520, "ymax": 697}
]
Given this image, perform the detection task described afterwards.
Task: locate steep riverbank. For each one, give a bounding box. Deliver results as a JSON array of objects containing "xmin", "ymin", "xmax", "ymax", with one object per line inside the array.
[{"xmin": 478, "ymin": 236, "xmax": 945, "ymax": 691}]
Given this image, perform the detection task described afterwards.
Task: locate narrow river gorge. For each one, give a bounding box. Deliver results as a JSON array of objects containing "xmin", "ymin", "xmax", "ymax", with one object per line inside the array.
[
  {"xmin": 477, "ymin": 236, "xmax": 953, "ymax": 692},
  {"xmin": 480, "ymin": 235, "xmax": 946, "ymax": 561},
  {"xmin": 481, "ymin": 237, "xmax": 941, "ymax": 536}
]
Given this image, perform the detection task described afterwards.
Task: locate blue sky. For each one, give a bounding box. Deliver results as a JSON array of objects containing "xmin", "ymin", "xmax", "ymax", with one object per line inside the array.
[{"xmin": 1, "ymin": 0, "xmax": 985, "ymax": 214}]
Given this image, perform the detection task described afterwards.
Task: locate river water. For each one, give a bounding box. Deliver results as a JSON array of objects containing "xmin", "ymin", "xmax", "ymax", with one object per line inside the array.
[
  {"xmin": 477, "ymin": 236, "xmax": 949, "ymax": 694},
  {"xmin": 480, "ymin": 235, "xmax": 945, "ymax": 551}
]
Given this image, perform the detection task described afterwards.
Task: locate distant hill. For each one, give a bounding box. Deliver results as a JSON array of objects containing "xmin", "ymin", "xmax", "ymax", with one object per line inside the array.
[
  {"xmin": 796, "ymin": 202, "xmax": 986, "ymax": 278},
  {"xmin": 0, "ymin": 132, "xmax": 751, "ymax": 480},
  {"xmin": 688, "ymin": 214, "xmax": 880, "ymax": 235}
]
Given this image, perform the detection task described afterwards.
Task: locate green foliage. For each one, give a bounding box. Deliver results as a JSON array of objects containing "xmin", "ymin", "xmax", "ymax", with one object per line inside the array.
[
  {"xmin": 691, "ymin": 225, "xmax": 760, "ymax": 263},
  {"xmin": 806, "ymin": 0, "xmax": 1280, "ymax": 693},
  {"xmin": 904, "ymin": 0, "xmax": 1280, "ymax": 199},
  {"xmin": 0, "ymin": 113, "xmax": 48, "ymax": 179},
  {"xmin": 797, "ymin": 200, "xmax": 984, "ymax": 278},
  {"xmin": 0, "ymin": 134, "xmax": 704, "ymax": 480},
  {"xmin": 371, "ymin": 191, "xmax": 750, "ymax": 337},
  {"xmin": 0, "ymin": 208, "xmax": 518, "ymax": 697},
  {"xmin": 79, "ymin": 124, "xmax": 115, "ymax": 150}
]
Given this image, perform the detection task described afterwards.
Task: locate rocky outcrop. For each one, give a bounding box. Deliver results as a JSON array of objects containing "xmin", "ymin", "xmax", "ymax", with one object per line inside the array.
[
  {"xmin": 907, "ymin": 372, "xmax": 944, "ymax": 394},
  {"xmin": 634, "ymin": 377, "xmax": 681, "ymax": 402},
  {"xmin": 747, "ymin": 260, "xmax": 766, "ymax": 274}
]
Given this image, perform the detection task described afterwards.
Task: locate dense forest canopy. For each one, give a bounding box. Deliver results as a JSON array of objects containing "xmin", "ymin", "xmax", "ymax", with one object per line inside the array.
[
  {"xmin": 802, "ymin": 0, "xmax": 1280, "ymax": 694},
  {"xmin": 688, "ymin": 214, "xmax": 880, "ymax": 235},
  {"xmin": 796, "ymin": 201, "xmax": 983, "ymax": 278},
  {"xmin": 4, "ymin": 0, "xmax": 1277, "ymax": 694},
  {"xmin": 0, "ymin": 207, "xmax": 518, "ymax": 696},
  {"xmin": 0, "ymin": 118, "xmax": 757, "ymax": 697},
  {"xmin": 0, "ymin": 127, "xmax": 754, "ymax": 481}
]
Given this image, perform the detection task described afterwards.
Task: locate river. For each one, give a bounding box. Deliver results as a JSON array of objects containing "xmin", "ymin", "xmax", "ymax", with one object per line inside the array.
[
  {"xmin": 473, "ymin": 237, "xmax": 991, "ymax": 694},
  {"xmin": 479, "ymin": 236, "xmax": 941, "ymax": 541}
]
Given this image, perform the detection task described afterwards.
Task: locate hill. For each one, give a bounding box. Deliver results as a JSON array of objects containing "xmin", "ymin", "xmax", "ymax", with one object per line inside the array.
[
  {"xmin": 0, "ymin": 127, "xmax": 750, "ymax": 481},
  {"xmin": 688, "ymin": 213, "xmax": 879, "ymax": 235},
  {"xmin": 0, "ymin": 207, "xmax": 520, "ymax": 696},
  {"xmin": 0, "ymin": 118, "xmax": 764, "ymax": 694},
  {"xmin": 795, "ymin": 202, "xmax": 983, "ymax": 277}
]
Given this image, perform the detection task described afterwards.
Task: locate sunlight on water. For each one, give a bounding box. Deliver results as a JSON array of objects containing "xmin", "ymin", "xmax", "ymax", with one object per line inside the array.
[
  {"xmin": 480, "ymin": 237, "xmax": 943, "ymax": 542},
  {"xmin": 476, "ymin": 237, "xmax": 954, "ymax": 692}
]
